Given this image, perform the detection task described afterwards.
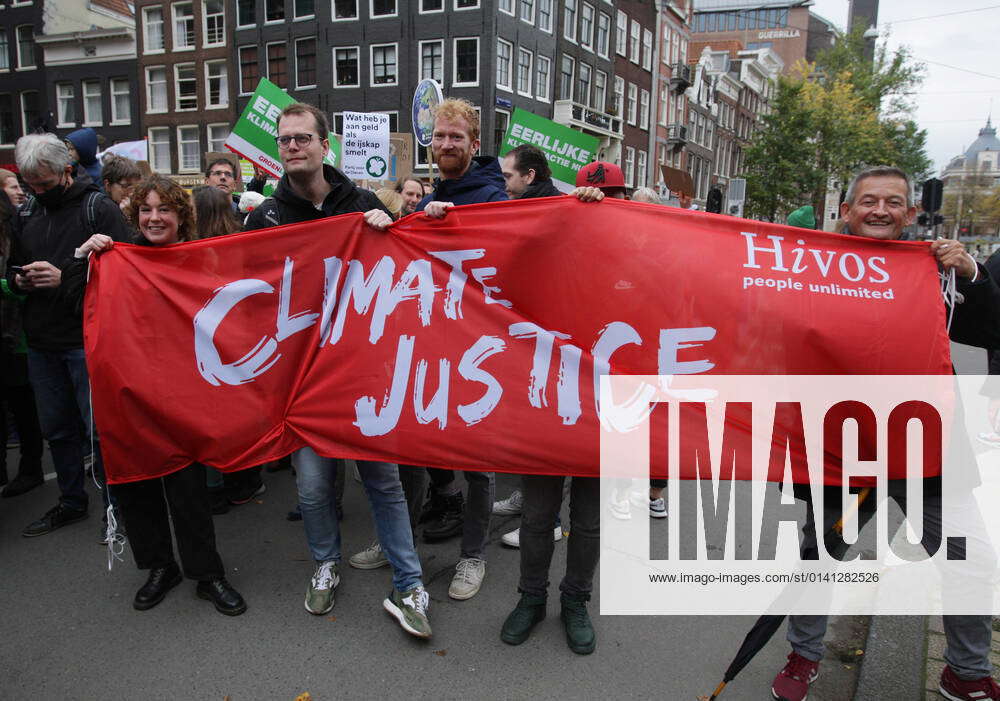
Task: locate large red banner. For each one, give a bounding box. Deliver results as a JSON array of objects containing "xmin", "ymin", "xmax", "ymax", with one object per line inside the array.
[{"xmin": 84, "ymin": 198, "xmax": 951, "ymax": 484}]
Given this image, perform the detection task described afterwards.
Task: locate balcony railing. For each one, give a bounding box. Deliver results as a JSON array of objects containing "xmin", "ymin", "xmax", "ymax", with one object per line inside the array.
[
  {"xmin": 666, "ymin": 123, "xmax": 688, "ymax": 148},
  {"xmin": 553, "ymin": 100, "xmax": 623, "ymax": 138},
  {"xmin": 670, "ymin": 63, "xmax": 692, "ymax": 93}
]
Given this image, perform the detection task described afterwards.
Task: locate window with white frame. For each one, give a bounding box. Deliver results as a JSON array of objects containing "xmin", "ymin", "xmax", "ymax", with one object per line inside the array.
[
  {"xmin": 82, "ymin": 80, "xmax": 102, "ymax": 125},
  {"xmin": 206, "ymin": 60, "xmax": 228, "ymax": 107},
  {"xmin": 624, "ymin": 146, "xmax": 634, "ymax": 187},
  {"xmin": 20, "ymin": 91, "xmax": 38, "ymax": 136},
  {"xmin": 177, "ymin": 125, "xmax": 200, "ymax": 172},
  {"xmin": 499, "ymin": 0, "xmax": 513, "ymax": 14},
  {"xmin": 149, "ymin": 127, "xmax": 171, "ymax": 171},
  {"xmin": 143, "ymin": 7, "xmax": 164, "ymax": 52},
  {"xmin": 56, "ymin": 83, "xmax": 75, "ymax": 126},
  {"xmin": 295, "ymin": 37, "xmax": 316, "ymax": 88},
  {"xmin": 639, "ymin": 88, "xmax": 649, "ymax": 129},
  {"xmin": 453, "ymin": 37, "xmax": 478, "ymax": 86},
  {"xmin": 580, "ymin": 3, "xmax": 594, "ymax": 49},
  {"xmin": 455, "ymin": 0, "xmax": 478, "ymax": 8},
  {"xmin": 175, "ymin": 63, "xmax": 197, "ymax": 110},
  {"xmin": 615, "ymin": 10, "xmax": 626, "ymax": 56},
  {"xmin": 208, "ymin": 123, "xmax": 229, "ymax": 152},
  {"xmin": 642, "ymin": 28, "xmax": 652, "ymax": 70},
  {"xmin": 371, "ymin": 0, "xmax": 396, "ymax": 16},
  {"xmin": 0, "ymin": 94, "xmax": 15, "ymax": 144},
  {"xmin": 659, "ymin": 84, "xmax": 668, "ymax": 125},
  {"xmin": 594, "ymin": 69, "xmax": 606, "ymax": 111},
  {"xmin": 629, "ymin": 19, "xmax": 639, "ymax": 63},
  {"xmin": 576, "ymin": 63, "xmax": 591, "ymax": 107},
  {"xmin": 334, "ymin": 47, "xmax": 359, "ymax": 87},
  {"xmin": 267, "ymin": 42, "xmax": 287, "ymax": 88},
  {"xmin": 662, "ymin": 25, "xmax": 671, "ymax": 64},
  {"xmin": 637, "ymin": 150, "xmax": 647, "ymax": 188},
  {"xmin": 146, "ymin": 66, "xmax": 168, "ymax": 112},
  {"xmin": 0, "ymin": 30, "xmax": 8, "ymax": 71},
  {"xmin": 671, "ymin": 29, "xmax": 679, "ymax": 62},
  {"xmin": 626, "ymin": 82, "xmax": 637, "ymax": 124},
  {"xmin": 295, "ymin": 0, "xmax": 315, "ymax": 17},
  {"xmin": 237, "ymin": 0, "xmax": 254, "ymax": 25},
  {"xmin": 494, "ymin": 108, "xmax": 510, "ymax": 156},
  {"xmin": 238, "ymin": 46, "xmax": 258, "ymax": 94},
  {"xmin": 559, "ymin": 54, "xmax": 574, "ymax": 101},
  {"xmin": 203, "ymin": 0, "xmax": 224, "ymax": 46},
  {"xmin": 172, "ymin": 3, "xmax": 194, "ymax": 50},
  {"xmin": 16, "ymin": 25, "xmax": 35, "ymax": 68},
  {"xmin": 563, "ymin": 0, "xmax": 577, "ymax": 41},
  {"xmin": 333, "ymin": 0, "xmax": 357, "ymax": 18},
  {"xmin": 265, "ymin": 0, "xmax": 285, "ymax": 21},
  {"xmin": 370, "ymin": 43, "xmax": 397, "ymax": 86},
  {"xmin": 420, "ymin": 0, "xmax": 443, "ymax": 11},
  {"xmin": 596, "ymin": 12, "xmax": 609, "ymax": 57},
  {"xmin": 535, "ymin": 55, "xmax": 550, "ymax": 101},
  {"xmin": 538, "ymin": 0, "xmax": 552, "ymax": 31},
  {"xmin": 520, "ymin": 0, "xmax": 534, "ymax": 23},
  {"xmin": 420, "ymin": 40, "xmax": 443, "ymax": 82},
  {"xmin": 517, "ymin": 48, "xmax": 532, "ymax": 95},
  {"xmin": 612, "ymin": 74, "xmax": 623, "ymax": 114},
  {"xmin": 496, "ymin": 39, "xmax": 512, "ymax": 91},
  {"xmin": 111, "ymin": 78, "xmax": 130, "ymax": 124}
]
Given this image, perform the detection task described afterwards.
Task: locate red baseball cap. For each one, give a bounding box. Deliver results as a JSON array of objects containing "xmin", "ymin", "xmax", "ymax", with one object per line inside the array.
[{"xmin": 575, "ymin": 161, "xmax": 626, "ymax": 190}]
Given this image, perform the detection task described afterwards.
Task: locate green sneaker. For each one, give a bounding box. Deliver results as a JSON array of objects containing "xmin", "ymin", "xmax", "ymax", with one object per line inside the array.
[
  {"xmin": 560, "ymin": 592, "xmax": 596, "ymax": 655},
  {"xmin": 304, "ymin": 560, "xmax": 339, "ymax": 615},
  {"xmin": 500, "ymin": 593, "xmax": 547, "ymax": 645},
  {"xmin": 383, "ymin": 585, "xmax": 432, "ymax": 639}
]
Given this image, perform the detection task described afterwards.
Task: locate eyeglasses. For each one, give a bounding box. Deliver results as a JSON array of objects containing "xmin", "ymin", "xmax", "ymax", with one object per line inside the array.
[
  {"xmin": 275, "ymin": 133, "xmax": 316, "ymax": 148},
  {"xmin": 208, "ymin": 169, "xmax": 233, "ymax": 178}
]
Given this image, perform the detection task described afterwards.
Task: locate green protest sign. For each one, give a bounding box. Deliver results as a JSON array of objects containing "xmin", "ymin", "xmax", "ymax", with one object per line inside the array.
[
  {"xmin": 499, "ymin": 108, "xmax": 600, "ymax": 192},
  {"xmin": 225, "ymin": 78, "xmax": 341, "ymax": 177}
]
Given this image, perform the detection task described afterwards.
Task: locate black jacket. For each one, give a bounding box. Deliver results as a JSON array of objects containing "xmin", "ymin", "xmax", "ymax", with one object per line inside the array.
[
  {"xmin": 518, "ymin": 178, "xmax": 562, "ymax": 200},
  {"xmin": 243, "ymin": 165, "xmax": 389, "ymax": 230},
  {"xmin": 5, "ymin": 176, "xmax": 132, "ymax": 351}
]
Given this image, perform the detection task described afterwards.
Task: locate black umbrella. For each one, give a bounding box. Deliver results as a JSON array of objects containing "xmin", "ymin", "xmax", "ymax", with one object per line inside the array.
[{"xmin": 700, "ymin": 488, "xmax": 872, "ymax": 701}]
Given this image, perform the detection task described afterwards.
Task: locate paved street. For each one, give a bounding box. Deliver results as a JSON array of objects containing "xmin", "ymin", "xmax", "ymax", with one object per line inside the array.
[{"xmin": 1, "ymin": 458, "xmax": 867, "ymax": 700}]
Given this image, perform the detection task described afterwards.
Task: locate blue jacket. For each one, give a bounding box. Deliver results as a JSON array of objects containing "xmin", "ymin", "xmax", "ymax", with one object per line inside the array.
[
  {"xmin": 416, "ymin": 156, "xmax": 508, "ymax": 210},
  {"xmin": 65, "ymin": 128, "xmax": 102, "ymax": 185}
]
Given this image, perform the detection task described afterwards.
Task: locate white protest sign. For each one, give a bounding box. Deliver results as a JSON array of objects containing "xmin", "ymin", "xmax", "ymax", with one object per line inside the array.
[{"xmin": 341, "ymin": 111, "xmax": 391, "ymax": 180}]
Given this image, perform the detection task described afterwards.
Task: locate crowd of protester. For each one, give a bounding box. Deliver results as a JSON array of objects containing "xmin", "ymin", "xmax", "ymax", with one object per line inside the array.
[{"xmin": 3, "ymin": 97, "xmax": 1000, "ymax": 701}]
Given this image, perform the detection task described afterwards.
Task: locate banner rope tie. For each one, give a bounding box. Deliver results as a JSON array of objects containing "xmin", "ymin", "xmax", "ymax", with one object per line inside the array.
[
  {"xmin": 940, "ymin": 268, "xmax": 959, "ymax": 332},
  {"xmin": 88, "ymin": 378, "xmax": 124, "ymax": 570}
]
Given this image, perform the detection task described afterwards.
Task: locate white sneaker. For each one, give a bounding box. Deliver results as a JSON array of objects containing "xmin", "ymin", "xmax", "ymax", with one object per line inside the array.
[
  {"xmin": 304, "ymin": 560, "xmax": 340, "ymax": 615},
  {"xmin": 609, "ymin": 490, "xmax": 632, "ymax": 520},
  {"xmin": 492, "ymin": 490, "xmax": 523, "ymax": 516},
  {"xmin": 649, "ymin": 497, "xmax": 667, "ymax": 519},
  {"xmin": 501, "ymin": 526, "xmax": 563, "ymax": 548},
  {"xmin": 349, "ymin": 540, "xmax": 389, "ymax": 569},
  {"xmin": 448, "ymin": 557, "xmax": 486, "ymax": 600}
]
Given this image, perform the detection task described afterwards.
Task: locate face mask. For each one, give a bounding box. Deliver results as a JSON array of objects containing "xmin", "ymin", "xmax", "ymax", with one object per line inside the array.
[{"xmin": 34, "ymin": 177, "xmax": 66, "ymax": 208}]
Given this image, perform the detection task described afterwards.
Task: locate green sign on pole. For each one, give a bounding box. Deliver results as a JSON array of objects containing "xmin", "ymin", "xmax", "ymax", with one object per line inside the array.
[
  {"xmin": 225, "ymin": 78, "xmax": 341, "ymax": 177},
  {"xmin": 499, "ymin": 108, "xmax": 600, "ymax": 192}
]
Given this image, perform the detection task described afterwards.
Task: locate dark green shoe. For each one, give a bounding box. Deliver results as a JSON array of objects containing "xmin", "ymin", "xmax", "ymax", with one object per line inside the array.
[
  {"xmin": 500, "ymin": 593, "xmax": 547, "ymax": 645},
  {"xmin": 560, "ymin": 592, "xmax": 595, "ymax": 655}
]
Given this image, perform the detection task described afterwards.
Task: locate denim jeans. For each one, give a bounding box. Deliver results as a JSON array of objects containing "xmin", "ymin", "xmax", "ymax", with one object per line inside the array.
[
  {"xmin": 519, "ymin": 475, "xmax": 599, "ymax": 598},
  {"xmin": 294, "ymin": 447, "xmax": 422, "ymax": 592},
  {"xmin": 26, "ymin": 347, "xmax": 108, "ymax": 512}
]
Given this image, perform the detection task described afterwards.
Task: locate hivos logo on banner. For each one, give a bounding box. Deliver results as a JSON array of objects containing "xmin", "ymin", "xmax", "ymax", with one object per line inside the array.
[{"xmin": 83, "ymin": 198, "xmax": 951, "ymax": 484}]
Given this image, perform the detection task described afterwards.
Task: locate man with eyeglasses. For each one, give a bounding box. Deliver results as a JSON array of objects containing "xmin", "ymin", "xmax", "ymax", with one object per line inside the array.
[{"xmin": 243, "ymin": 102, "xmax": 431, "ymax": 640}]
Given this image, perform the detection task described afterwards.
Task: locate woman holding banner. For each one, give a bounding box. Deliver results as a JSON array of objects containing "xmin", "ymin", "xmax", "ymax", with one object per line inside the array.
[{"xmin": 70, "ymin": 175, "xmax": 246, "ymax": 616}]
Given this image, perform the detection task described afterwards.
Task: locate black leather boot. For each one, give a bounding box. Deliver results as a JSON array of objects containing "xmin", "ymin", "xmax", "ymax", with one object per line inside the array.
[
  {"xmin": 196, "ymin": 578, "xmax": 247, "ymax": 616},
  {"xmin": 133, "ymin": 563, "xmax": 182, "ymax": 611}
]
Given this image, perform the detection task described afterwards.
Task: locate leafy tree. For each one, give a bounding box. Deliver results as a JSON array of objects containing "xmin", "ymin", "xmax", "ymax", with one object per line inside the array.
[{"xmin": 743, "ymin": 27, "xmax": 932, "ymax": 222}]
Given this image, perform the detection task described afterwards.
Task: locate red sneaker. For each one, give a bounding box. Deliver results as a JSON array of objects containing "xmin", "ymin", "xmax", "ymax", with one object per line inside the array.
[
  {"xmin": 940, "ymin": 665, "xmax": 1000, "ymax": 700},
  {"xmin": 771, "ymin": 651, "xmax": 819, "ymax": 701}
]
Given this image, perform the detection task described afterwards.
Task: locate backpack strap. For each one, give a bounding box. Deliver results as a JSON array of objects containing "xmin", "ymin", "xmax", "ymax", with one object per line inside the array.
[{"xmin": 83, "ymin": 191, "xmax": 102, "ymax": 237}]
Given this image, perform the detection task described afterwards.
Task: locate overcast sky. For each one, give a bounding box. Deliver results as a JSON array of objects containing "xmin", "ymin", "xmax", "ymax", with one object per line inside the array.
[{"xmin": 808, "ymin": 0, "xmax": 1000, "ymax": 174}]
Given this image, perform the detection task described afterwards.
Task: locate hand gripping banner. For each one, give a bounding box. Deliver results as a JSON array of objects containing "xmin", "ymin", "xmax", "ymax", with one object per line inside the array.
[{"xmin": 83, "ymin": 198, "xmax": 951, "ymax": 484}]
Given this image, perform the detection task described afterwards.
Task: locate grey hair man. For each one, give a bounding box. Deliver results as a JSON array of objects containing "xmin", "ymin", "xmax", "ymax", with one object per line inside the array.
[{"xmin": 4, "ymin": 133, "xmax": 132, "ymax": 537}]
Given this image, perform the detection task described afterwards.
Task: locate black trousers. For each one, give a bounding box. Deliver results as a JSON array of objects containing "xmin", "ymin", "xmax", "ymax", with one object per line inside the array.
[
  {"xmin": 115, "ymin": 463, "xmax": 225, "ymax": 581},
  {"xmin": 0, "ymin": 353, "xmax": 44, "ymax": 481},
  {"xmin": 519, "ymin": 475, "xmax": 600, "ymax": 598}
]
